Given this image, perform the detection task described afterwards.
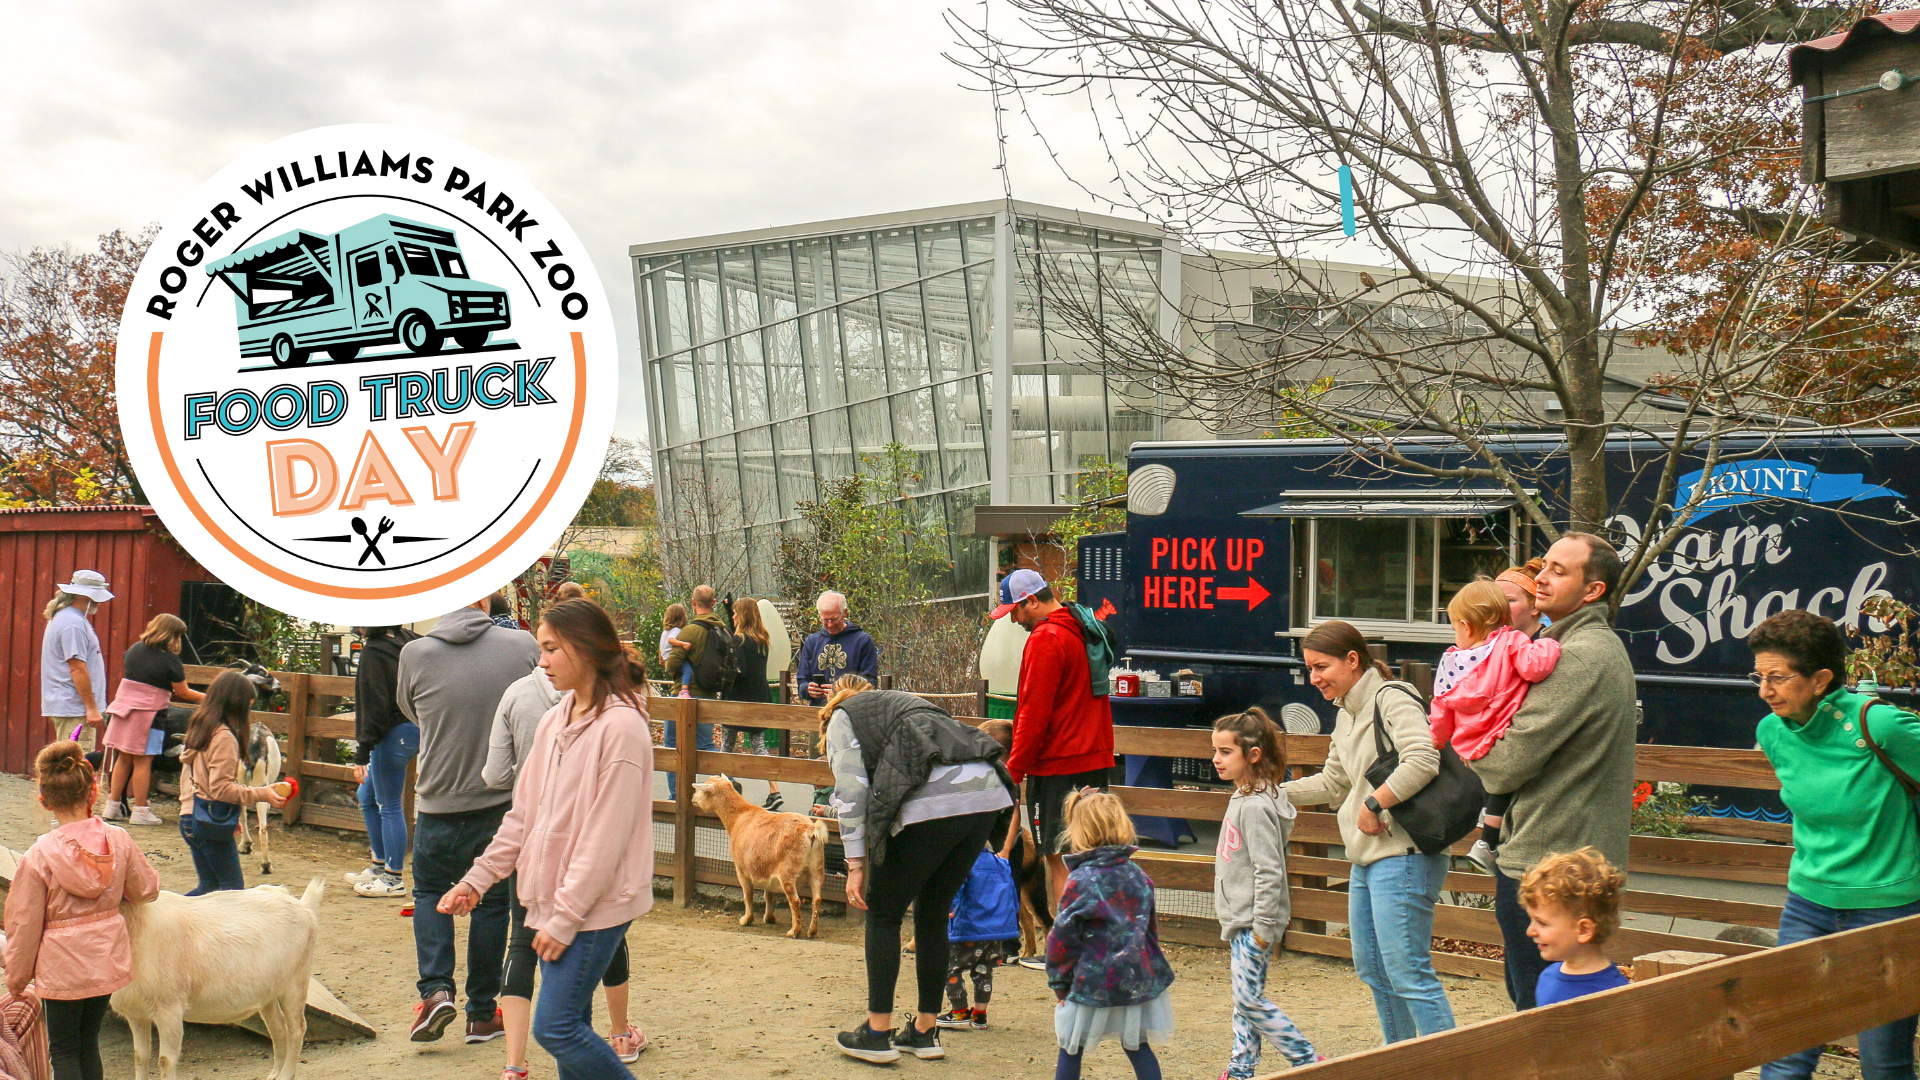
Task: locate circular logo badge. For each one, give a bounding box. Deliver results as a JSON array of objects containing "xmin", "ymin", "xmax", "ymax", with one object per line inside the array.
[{"xmin": 116, "ymin": 124, "xmax": 617, "ymax": 625}]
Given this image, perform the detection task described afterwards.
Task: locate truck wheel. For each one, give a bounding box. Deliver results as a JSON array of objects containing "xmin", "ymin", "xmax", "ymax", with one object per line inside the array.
[
  {"xmin": 397, "ymin": 311, "xmax": 441, "ymax": 356},
  {"xmin": 271, "ymin": 334, "xmax": 307, "ymax": 368},
  {"xmin": 326, "ymin": 345, "xmax": 360, "ymax": 362},
  {"xmin": 454, "ymin": 329, "xmax": 490, "ymax": 351}
]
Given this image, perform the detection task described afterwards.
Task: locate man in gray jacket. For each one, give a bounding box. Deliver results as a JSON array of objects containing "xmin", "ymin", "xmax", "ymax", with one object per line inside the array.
[
  {"xmin": 395, "ymin": 600, "xmax": 538, "ymax": 1043},
  {"xmin": 1470, "ymin": 533, "xmax": 1638, "ymax": 1010}
]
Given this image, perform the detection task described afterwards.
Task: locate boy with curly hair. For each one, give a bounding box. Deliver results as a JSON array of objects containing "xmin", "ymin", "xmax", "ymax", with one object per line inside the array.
[{"xmin": 1519, "ymin": 848, "xmax": 1630, "ymax": 1006}]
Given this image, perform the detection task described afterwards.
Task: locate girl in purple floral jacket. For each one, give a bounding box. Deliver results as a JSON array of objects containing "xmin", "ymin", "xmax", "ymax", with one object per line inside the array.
[{"xmin": 1046, "ymin": 789, "xmax": 1175, "ymax": 1080}]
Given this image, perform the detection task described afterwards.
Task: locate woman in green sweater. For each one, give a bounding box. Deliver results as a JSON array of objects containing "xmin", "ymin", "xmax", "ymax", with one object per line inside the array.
[{"xmin": 1749, "ymin": 609, "xmax": 1920, "ymax": 1080}]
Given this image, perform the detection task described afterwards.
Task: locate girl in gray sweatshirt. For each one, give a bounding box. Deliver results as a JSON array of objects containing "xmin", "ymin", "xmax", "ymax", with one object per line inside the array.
[{"xmin": 1211, "ymin": 708, "xmax": 1319, "ymax": 1078}]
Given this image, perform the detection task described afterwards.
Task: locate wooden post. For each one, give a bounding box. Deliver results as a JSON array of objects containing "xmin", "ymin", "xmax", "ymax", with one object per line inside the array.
[
  {"xmin": 879, "ymin": 675, "xmax": 894, "ymax": 690},
  {"xmin": 1631, "ymin": 950, "xmax": 1726, "ymax": 981},
  {"xmin": 975, "ymin": 678, "xmax": 989, "ymax": 720},
  {"xmin": 1400, "ymin": 661, "xmax": 1434, "ymax": 700},
  {"xmin": 283, "ymin": 672, "xmax": 309, "ymax": 825},
  {"xmin": 674, "ymin": 697, "xmax": 697, "ymax": 908}
]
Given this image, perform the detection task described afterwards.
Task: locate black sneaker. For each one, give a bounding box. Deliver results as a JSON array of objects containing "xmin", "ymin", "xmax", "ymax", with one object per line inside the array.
[
  {"xmin": 835, "ymin": 1022, "xmax": 901, "ymax": 1064},
  {"xmin": 935, "ymin": 1008, "xmax": 974, "ymax": 1030},
  {"xmin": 892, "ymin": 1017, "xmax": 945, "ymax": 1060},
  {"xmin": 763, "ymin": 791, "xmax": 784, "ymax": 812},
  {"xmin": 970, "ymin": 1009, "xmax": 988, "ymax": 1030}
]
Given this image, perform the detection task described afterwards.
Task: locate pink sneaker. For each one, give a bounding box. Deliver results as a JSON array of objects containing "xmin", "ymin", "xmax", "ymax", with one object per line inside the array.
[{"xmin": 608, "ymin": 1025, "xmax": 648, "ymax": 1063}]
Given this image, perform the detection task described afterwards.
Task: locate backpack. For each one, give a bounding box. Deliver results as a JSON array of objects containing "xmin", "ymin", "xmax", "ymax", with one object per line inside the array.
[
  {"xmin": 689, "ymin": 620, "xmax": 742, "ymax": 695},
  {"xmin": 1069, "ymin": 603, "xmax": 1118, "ymax": 697},
  {"xmin": 948, "ymin": 849, "xmax": 1019, "ymax": 942}
]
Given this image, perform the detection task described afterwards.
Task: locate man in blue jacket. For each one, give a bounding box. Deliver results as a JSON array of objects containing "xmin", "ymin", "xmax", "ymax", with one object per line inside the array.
[{"xmin": 796, "ymin": 590, "xmax": 879, "ymax": 700}]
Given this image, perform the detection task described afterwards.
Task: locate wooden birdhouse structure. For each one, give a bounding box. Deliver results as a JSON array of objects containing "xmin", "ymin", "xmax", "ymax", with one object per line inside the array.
[{"xmin": 1792, "ymin": 9, "xmax": 1920, "ymax": 251}]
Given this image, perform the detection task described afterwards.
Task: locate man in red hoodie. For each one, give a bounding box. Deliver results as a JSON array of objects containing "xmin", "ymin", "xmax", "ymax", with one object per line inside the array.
[{"xmin": 993, "ymin": 568, "xmax": 1114, "ymax": 922}]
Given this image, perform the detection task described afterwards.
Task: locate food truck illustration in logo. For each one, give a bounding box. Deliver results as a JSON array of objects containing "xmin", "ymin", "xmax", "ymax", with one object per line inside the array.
[{"xmin": 208, "ymin": 214, "xmax": 511, "ymax": 368}]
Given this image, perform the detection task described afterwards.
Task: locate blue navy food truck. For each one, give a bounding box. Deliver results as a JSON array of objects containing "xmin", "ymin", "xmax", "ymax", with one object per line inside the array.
[{"xmin": 1076, "ymin": 430, "xmax": 1920, "ymax": 823}]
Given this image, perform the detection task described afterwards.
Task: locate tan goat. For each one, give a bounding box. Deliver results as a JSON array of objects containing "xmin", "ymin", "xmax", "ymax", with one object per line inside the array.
[{"xmin": 691, "ymin": 775, "xmax": 828, "ymax": 938}]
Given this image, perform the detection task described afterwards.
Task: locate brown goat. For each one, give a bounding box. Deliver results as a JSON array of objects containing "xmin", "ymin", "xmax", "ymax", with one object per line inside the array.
[{"xmin": 691, "ymin": 774, "xmax": 828, "ymax": 938}]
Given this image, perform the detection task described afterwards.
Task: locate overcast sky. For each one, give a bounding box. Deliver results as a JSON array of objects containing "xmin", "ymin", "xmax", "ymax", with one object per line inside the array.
[{"xmin": 0, "ymin": 0, "xmax": 1098, "ymax": 449}]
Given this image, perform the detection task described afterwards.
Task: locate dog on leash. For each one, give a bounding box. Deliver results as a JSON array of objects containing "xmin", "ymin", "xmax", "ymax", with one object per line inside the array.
[
  {"xmin": 692, "ymin": 775, "xmax": 828, "ymax": 938},
  {"xmin": 112, "ymin": 878, "xmax": 324, "ymax": 1080}
]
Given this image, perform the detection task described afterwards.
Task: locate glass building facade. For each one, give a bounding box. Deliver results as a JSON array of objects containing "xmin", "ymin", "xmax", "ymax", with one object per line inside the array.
[{"xmin": 631, "ymin": 202, "xmax": 1172, "ymax": 599}]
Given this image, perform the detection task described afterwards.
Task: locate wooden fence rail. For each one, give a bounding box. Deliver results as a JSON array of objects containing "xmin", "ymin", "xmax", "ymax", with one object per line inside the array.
[
  {"xmin": 1257, "ymin": 913, "xmax": 1920, "ymax": 1080},
  {"xmin": 659, "ymin": 696, "xmax": 1797, "ymax": 973},
  {"xmin": 185, "ymin": 671, "xmax": 1795, "ymax": 973}
]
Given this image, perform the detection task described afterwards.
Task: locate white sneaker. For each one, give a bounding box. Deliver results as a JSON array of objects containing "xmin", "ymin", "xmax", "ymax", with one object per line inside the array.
[
  {"xmin": 99, "ymin": 801, "xmax": 127, "ymax": 821},
  {"xmin": 1466, "ymin": 838, "xmax": 1498, "ymax": 875},
  {"xmin": 344, "ymin": 864, "xmax": 383, "ymax": 886},
  {"xmin": 355, "ymin": 873, "xmax": 408, "ymax": 898},
  {"xmin": 128, "ymin": 806, "xmax": 163, "ymax": 826}
]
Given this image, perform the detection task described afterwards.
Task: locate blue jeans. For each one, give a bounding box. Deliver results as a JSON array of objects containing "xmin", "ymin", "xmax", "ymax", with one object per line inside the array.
[
  {"xmin": 412, "ymin": 803, "xmax": 512, "ymax": 1017},
  {"xmin": 662, "ymin": 720, "xmax": 714, "ymax": 799},
  {"xmin": 1761, "ymin": 892, "xmax": 1920, "ymax": 1080},
  {"xmin": 1493, "ymin": 864, "xmax": 1548, "ymax": 1009},
  {"xmin": 179, "ymin": 813, "xmax": 246, "ymax": 895},
  {"xmin": 357, "ymin": 721, "xmax": 418, "ymax": 873},
  {"xmin": 533, "ymin": 923, "xmax": 634, "ymax": 1080},
  {"xmin": 1348, "ymin": 852, "xmax": 1455, "ymax": 1043}
]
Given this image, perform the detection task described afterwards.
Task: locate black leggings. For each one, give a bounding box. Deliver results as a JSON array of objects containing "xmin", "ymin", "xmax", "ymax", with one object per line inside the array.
[
  {"xmin": 863, "ymin": 810, "xmax": 998, "ymax": 1016},
  {"xmin": 45, "ymin": 995, "xmax": 110, "ymax": 1080},
  {"xmin": 503, "ymin": 875, "xmax": 629, "ymax": 999}
]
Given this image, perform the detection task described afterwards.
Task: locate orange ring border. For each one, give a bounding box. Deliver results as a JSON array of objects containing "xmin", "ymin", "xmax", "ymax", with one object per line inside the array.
[{"xmin": 145, "ymin": 329, "xmax": 589, "ymax": 600}]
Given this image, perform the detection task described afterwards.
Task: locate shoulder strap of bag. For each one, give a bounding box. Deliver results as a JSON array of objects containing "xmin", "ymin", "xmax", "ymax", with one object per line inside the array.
[
  {"xmin": 1859, "ymin": 699, "xmax": 1920, "ymax": 800},
  {"xmin": 1368, "ymin": 683, "xmax": 1425, "ymax": 758}
]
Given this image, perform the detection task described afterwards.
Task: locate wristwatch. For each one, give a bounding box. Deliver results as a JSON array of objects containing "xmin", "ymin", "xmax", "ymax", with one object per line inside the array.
[{"xmin": 1363, "ymin": 795, "xmax": 1383, "ymax": 815}]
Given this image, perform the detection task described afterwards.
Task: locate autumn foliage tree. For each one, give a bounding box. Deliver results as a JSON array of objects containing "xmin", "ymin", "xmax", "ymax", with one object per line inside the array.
[
  {"xmin": 956, "ymin": 0, "xmax": 1919, "ymax": 598},
  {"xmin": 0, "ymin": 227, "xmax": 154, "ymax": 505}
]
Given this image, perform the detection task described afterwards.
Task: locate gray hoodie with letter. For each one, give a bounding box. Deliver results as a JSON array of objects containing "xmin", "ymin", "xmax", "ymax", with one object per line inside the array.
[
  {"xmin": 397, "ymin": 606, "xmax": 538, "ymax": 814},
  {"xmin": 1213, "ymin": 786, "xmax": 1297, "ymax": 944}
]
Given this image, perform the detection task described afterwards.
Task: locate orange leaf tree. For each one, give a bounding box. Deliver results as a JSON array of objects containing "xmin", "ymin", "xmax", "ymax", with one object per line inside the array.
[{"xmin": 0, "ymin": 227, "xmax": 154, "ymax": 505}]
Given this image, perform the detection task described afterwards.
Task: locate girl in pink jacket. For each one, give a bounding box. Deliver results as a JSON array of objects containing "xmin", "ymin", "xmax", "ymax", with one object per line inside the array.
[
  {"xmin": 441, "ymin": 598, "xmax": 654, "ymax": 1080},
  {"xmin": 4, "ymin": 741, "xmax": 160, "ymax": 1080},
  {"xmin": 1428, "ymin": 580, "xmax": 1561, "ymax": 874}
]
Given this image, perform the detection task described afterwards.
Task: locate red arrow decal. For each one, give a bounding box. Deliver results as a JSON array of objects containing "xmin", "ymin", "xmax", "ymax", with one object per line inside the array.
[
  {"xmin": 1094, "ymin": 598, "xmax": 1117, "ymax": 620},
  {"xmin": 1215, "ymin": 577, "xmax": 1270, "ymax": 610}
]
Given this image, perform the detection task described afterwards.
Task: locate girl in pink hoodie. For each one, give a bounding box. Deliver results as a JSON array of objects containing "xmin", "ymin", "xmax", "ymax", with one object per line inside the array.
[
  {"xmin": 4, "ymin": 741, "xmax": 160, "ymax": 1080},
  {"xmin": 441, "ymin": 598, "xmax": 654, "ymax": 1080},
  {"xmin": 1428, "ymin": 580, "xmax": 1562, "ymax": 874}
]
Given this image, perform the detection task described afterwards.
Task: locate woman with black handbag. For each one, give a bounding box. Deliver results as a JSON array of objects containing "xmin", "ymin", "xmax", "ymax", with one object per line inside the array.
[
  {"xmin": 1282, "ymin": 621, "xmax": 1455, "ymax": 1044},
  {"xmin": 178, "ymin": 671, "xmax": 288, "ymax": 894}
]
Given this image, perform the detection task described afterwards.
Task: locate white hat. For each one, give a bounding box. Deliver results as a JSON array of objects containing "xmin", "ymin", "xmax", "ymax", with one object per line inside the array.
[{"xmin": 59, "ymin": 569, "xmax": 114, "ymax": 603}]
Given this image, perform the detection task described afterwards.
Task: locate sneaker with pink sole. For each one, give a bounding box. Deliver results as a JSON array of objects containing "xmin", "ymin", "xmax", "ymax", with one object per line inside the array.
[{"xmin": 608, "ymin": 1025, "xmax": 648, "ymax": 1063}]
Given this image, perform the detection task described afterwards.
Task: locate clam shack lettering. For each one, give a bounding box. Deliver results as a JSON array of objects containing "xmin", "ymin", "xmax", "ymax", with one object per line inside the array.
[{"xmin": 1612, "ymin": 512, "xmax": 1895, "ymax": 664}]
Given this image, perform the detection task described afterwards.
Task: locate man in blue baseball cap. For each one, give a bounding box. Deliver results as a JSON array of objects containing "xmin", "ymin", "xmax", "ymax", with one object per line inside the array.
[{"xmin": 992, "ymin": 568, "xmax": 1114, "ymax": 927}]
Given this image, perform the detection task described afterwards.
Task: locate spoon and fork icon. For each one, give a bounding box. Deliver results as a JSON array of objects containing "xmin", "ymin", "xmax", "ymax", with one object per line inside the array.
[{"xmin": 352, "ymin": 516, "xmax": 394, "ymax": 565}]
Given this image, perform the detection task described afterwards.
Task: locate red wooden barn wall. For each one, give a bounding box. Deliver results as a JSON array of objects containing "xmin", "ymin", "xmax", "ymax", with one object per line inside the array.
[{"xmin": 0, "ymin": 507, "xmax": 219, "ymax": 776}]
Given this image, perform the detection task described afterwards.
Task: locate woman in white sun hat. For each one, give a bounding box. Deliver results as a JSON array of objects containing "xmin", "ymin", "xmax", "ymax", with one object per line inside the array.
[{"xmin": 40, "ymin": 570, "xmax": 113, "ymax": 753}]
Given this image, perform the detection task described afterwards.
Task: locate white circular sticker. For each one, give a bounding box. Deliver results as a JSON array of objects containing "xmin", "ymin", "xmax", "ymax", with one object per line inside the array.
[{"xmin": 116, "ymin": 124, "xmax": 617, "ymax": 625}]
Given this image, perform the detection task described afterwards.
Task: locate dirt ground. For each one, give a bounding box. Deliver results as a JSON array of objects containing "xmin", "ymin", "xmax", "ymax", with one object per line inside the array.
[{"xmin": 0, "ymin": 773, "xmax": 1860, "ymax": 1079}]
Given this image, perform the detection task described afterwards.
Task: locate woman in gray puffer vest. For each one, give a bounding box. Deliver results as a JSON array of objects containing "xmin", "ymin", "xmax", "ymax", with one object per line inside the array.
[{"xmin": 822, "ymin": 685, "xmax": 1017, "ymax": 1065}]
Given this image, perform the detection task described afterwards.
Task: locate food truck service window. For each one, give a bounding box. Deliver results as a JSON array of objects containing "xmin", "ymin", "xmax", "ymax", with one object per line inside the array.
[{"xmin": 1242, "ymin": 491, "xmax": 1526, "ymax": 636}]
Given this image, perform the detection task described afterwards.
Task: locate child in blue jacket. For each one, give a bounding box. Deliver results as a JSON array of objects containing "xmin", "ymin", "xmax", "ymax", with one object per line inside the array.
[
  {"xmin": 937, "ymin": 846, "xmax": 1020, "ymax": 1030},
  {"xmin": 1047, "ymin": 789, "xmax": 1175, "ymax": 1080}
]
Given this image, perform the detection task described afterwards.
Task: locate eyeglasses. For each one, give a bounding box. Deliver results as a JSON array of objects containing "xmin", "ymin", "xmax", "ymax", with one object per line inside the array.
[{"xmin": 1746, "ymin": 671, "xmax": 1804, "ymax": 688}]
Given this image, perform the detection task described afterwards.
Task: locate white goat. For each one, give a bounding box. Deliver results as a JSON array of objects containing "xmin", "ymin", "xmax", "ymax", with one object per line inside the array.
[
  {"xmin": 235, "ymin": 721, "xmax": 284, "ymax": 874},
  {"xmin": 112, "ymin": 878, "xmax": 323, "ymax": 1080}
]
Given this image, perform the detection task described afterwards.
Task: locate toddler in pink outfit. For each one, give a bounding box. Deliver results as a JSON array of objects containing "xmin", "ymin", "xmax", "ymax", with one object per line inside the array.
[
  {"xmin": 1428, "ymin": 580, "xmax": 1561, "ymax": 873},
  {"xmin": 4, "ymin": 741, "xmax": 160, "ymax": 1080}
]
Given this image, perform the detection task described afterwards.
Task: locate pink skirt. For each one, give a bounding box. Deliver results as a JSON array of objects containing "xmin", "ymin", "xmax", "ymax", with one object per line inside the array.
[{"xmin": 102, "ymin": 708, "xmax": 163, "ymax": 756}]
